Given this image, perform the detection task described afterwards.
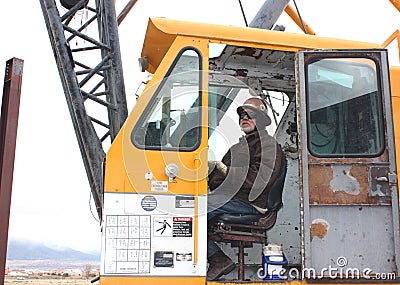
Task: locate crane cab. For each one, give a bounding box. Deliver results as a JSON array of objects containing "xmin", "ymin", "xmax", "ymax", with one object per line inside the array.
[{"xmin": 101, "ymin": 18, "xmax": 400, "ymax": 284}]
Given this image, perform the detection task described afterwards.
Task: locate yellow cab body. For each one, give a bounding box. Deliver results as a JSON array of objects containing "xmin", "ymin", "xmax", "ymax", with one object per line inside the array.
[{"xmin": 101, "ymin": 18, "xmax": 400, "ymax": 284}]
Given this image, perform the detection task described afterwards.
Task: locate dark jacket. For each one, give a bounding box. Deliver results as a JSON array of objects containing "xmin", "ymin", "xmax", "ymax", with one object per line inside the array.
[{"xmin": 208, "ymin": 129, "xmax": 284, "ymax": 210}]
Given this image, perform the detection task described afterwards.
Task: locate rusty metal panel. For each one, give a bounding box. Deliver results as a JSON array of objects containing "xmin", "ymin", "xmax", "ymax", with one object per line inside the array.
[
  {"xmin": 310, "ymin": 205, "xmax": 396, "ymax": 275},
  {"xmin": 308, "ymin": 164, "xmax": 391, "ymax": 205},
  {"xmin": 0, "ymin": 58, "xmax": 23, "ymax": 285}
]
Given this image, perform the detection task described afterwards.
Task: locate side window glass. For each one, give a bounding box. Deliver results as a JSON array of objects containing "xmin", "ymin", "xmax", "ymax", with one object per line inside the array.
[
  {"xmin": 132, "ymin": 48, "xmax": 201, "ymax": 151},
  {"xmin": 306, "ymin": 57, "xmax": 384, "ymax": 156}
]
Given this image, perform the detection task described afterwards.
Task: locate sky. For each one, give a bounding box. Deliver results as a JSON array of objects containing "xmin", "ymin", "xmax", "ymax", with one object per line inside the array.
[{"xmin": 1, "ymin": 0, "xmax": 400, "ymax": 254}]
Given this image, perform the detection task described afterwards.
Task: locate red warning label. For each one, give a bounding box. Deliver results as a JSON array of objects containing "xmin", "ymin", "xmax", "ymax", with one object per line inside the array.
[{"xmin": 172, "ymin": 217, "xmax": 192, "ymax": 237}]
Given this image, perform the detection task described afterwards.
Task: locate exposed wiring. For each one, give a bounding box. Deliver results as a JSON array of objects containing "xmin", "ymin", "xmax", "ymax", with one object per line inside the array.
[
  {"xmin": 238, "ymin": 0, "xmax": 248, "ymax": 27},
  {"xmin": 292, "ymin": 0, "xmax": 307, "ymax": 34}
]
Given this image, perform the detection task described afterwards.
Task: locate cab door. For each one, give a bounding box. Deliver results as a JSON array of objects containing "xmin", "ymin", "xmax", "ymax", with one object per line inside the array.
[
  {"xmin": 102, "ymin": 44, "xmax": 208, "ymax": 283},
  {"xmin": 297, "ymin": 50, "xmax": 399, "ymax": 277}
]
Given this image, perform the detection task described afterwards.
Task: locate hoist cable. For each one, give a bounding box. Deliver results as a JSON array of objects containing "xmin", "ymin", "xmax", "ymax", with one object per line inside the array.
[
  {"xmin": 293, "ymin": 0, "xmax": 307, "ymax": 33},
  {"xmin": 238, "ymin": 0, "xmax": 248, "ymax": 27}
]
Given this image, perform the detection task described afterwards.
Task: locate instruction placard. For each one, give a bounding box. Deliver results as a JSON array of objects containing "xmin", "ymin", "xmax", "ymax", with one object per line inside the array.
[
  {"xmin": 172, "ymin": 217, "xmax": 192, "ymax": 237},
  {"xmin": 104, "ymin": 215, "xmax": 151, "ymax": 274},
  {"xmin": 151, "ymin": 180, "xmax": 168, "ymax": 192},
  {"xmin": 175, "ymin": 196, "xmax": 194, "ymax": 208},
  {"xmin": 176, "ymin": 252, "xmax": 192, "ymax": 261},
  {"xmin": 154, "ymin": 251, "xmax": 174, "ymax": 267}
]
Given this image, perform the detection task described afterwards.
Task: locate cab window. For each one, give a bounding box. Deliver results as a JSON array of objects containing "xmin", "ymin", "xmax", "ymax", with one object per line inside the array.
[
  {"xmin": 131, "ymin": 48, "xmax": 202, "ymax": 151},
  {"xmin": 306, "ymin": 57, "xmax": 384, "ymax": 157}
]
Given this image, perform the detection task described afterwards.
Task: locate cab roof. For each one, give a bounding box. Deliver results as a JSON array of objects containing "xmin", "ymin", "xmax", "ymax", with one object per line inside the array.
[{"xmin": 141, "ymin": 17, "xmax": 380, "ymax": 73}]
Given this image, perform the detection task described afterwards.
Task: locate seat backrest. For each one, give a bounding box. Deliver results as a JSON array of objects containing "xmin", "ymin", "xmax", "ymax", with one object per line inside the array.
[{"xmin": 265, "ymin": 154, "xmax": 287, "ymax": 212}]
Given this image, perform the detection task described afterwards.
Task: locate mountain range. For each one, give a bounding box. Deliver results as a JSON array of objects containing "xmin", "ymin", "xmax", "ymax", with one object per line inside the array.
[{"xmin": 6, "ymin": 240, "xmax": 100, "ymax": 261}]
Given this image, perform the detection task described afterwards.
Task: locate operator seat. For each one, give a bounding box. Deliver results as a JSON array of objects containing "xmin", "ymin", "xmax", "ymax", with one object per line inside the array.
[{"xmin": 208, "ymin": 155, "xmax": 287, "ymax": 281}]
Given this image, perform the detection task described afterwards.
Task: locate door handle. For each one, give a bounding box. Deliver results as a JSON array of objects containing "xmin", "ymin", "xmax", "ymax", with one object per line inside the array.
[
  {"xmin": 376, "ymin": 176, "xmax": 388, "ymax": 182},
  {"xmin": 375, "ymin": 173, "xmax": 398, "ymax": 183}
]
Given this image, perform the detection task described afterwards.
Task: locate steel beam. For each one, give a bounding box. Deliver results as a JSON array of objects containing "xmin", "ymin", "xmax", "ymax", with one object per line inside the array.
[
  {"xmin": 97, "ymin": 0, "xmax": 128, "ymax": 140},
  {"xmin": 249, "ymin": 0, "xmax": 290, "ymax": 29},
  {"xmin": 284, "ymin": 4, "xmax": 315, "ymax": 35},
  {"xmin": 0, "ymin": 58, "xmax": 24, "ymax": 285},
  {"xmin": 39, "ymin": 0, "xmax": 129, "ymax": 217},
  {"xmin": 389, "ymin": 0, "xmax": 400, "ymax": 13},
  {"xmin": 117, "ymin": 0, "xmax": 139, "ymax": 25},
  {"xmin": 40, "ymin": 0, "xmax": 105, "ymax": 217}
]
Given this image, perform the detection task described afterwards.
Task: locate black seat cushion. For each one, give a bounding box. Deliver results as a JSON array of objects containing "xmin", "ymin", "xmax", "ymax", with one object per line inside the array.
[
  {"xmin": 211, "ymin": 211, "xmax": 278, "ymax": 232},
  {"xmin": 216, "ymin": 213, "xmax": 266, "ymax": 224}
]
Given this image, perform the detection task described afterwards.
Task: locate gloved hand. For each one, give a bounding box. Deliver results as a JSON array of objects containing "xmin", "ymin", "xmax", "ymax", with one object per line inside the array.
[{"xmin": 208, "ymin": 161, "xmax": 228, "ymax": 177}]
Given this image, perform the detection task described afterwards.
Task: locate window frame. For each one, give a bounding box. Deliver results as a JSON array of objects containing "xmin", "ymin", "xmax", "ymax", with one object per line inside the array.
[
  {"xmin": 305, "ymin": 54, "xmax": 385, "ymax": 158},
  {"xmin": 131, "ymin": 46, "xmax": 203, "ymax": 152}
]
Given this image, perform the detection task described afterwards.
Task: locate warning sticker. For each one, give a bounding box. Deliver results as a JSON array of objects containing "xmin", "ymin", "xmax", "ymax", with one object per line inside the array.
[
  {"xmin": 172, "ymin": 217, "xmax": 193, "ymax": 237},
  {"xmin": 154, "ymin": 251, "xmax": 174, "ymax": 267},
  {"xmin": 151, "ymin": 181, "xmax": 168, "ymax": 192},
  {"xmin": 153, "ymin": 217, "xmax": 173, "ymax": 237}
]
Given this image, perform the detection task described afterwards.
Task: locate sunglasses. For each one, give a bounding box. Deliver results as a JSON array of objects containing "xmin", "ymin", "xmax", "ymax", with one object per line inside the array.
[{"xmin": 239, "ymin": 111, "xmax": 256, "ymax": 120}]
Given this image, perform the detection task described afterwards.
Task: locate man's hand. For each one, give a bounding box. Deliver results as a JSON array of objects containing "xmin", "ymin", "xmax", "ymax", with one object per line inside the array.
[
  {"xmin": 208, "ymin": 161, "xmax": 228, "ymax": 177},
  {"xmin": 207, "ymin": 161, "xmax": 228, "ymax": 190}
]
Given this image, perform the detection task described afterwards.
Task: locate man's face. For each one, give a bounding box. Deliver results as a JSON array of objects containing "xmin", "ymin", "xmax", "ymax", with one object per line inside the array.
[{"xmin": 239, "ymin": 109, "xmax": 257, "ymax": 134}]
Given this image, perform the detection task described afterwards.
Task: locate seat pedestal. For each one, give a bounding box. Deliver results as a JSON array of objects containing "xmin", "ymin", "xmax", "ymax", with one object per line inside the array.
[{"xmin": 209, "ymin": 212, "xmax": 277, "ymax": 281}]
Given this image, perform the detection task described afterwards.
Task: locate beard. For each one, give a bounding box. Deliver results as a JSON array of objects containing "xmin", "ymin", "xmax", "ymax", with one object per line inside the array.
[{"xmin": 240, "ymin": 122, "xmax": 256, "ymax": 134}]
